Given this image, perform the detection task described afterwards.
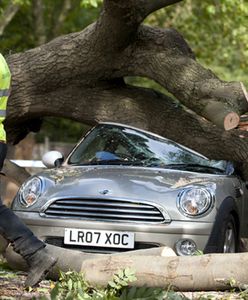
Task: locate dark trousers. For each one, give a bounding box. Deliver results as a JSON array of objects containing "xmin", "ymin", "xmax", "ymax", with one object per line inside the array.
[{"xmin": 0, "ymin": 142, "xmax": 44, "ymax": 259}]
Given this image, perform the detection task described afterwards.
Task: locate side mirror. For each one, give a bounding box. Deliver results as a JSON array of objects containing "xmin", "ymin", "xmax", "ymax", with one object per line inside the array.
[{"xmin": 42, "ymin": 151, "xmax": 64, "ymax": 168}]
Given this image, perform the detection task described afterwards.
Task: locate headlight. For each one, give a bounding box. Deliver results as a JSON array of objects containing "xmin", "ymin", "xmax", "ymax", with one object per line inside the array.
[
  {"xmin": 177, "ymin": 187, "xmax": 213, "ymax": 217},
  {"xmin": 19, "ymin": 177, "xmax": 43, "ymax": 207}
]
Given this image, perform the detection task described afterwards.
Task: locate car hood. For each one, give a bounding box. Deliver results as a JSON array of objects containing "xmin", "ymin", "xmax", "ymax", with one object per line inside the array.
[{"xmin": 39, "ymin": 165, "xmax": 218, "ymax": 201}]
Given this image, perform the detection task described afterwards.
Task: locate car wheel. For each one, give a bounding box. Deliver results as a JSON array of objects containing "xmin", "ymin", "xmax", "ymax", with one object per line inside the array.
[{"xmin": 221, "ymin": 215, "xmax": 237, "ymax": 253}]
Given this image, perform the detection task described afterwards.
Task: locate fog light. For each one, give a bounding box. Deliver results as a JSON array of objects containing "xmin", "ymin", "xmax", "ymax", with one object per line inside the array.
[{"xmin": 175, "ymin": 239, "xmax": 197, "ymax": 256}]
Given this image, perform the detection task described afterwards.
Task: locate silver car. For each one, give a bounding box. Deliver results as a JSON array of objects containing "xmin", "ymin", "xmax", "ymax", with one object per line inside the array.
[{"xmin": 11, "ymin": 122, "xmax": 248, "ymax": 256}]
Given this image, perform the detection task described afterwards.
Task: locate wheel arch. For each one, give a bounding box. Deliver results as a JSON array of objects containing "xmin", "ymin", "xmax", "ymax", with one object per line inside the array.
[{"xmin": 204, "ymin": 196, "xmax": 240, "ymax": 253}]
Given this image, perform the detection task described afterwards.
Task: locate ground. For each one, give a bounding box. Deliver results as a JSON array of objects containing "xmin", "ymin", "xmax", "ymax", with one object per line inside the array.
[{"xmin": 0, "ymin": 272, "xmax": 52, "ymax": 299}]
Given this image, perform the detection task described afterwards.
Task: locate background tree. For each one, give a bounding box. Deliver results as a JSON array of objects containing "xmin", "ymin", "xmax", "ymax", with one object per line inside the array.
[
  {"xmin": 147, "ymin": 0, "xmax": 248, "ymax": 84},
  {"xmin": 1, "ymin": 0, "xmax": 248, "ymax": 180}
]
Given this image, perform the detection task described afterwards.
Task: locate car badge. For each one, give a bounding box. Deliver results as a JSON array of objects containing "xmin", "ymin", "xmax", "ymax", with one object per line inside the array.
[{"xmin": 99, "ymin": 189, "xmax": 111, "ymax": 195}]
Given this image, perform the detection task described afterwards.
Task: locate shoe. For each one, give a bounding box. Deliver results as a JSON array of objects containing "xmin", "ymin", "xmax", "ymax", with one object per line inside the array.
[{"xmin": 24, "ymin": 247, "xmax": 58, "ymax": 287}]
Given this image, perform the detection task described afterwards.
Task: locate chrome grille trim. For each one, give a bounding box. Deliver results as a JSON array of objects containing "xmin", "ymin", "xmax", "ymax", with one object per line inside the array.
[{"xmin": 42, "ymin": 198, "xmax": 169, "ymax": 224}]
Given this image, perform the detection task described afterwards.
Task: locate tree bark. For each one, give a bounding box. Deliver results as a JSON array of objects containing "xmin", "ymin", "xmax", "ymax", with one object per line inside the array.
[{"xmin": 5, "ymin": 82, "xmax": 248, "ymax": 163}]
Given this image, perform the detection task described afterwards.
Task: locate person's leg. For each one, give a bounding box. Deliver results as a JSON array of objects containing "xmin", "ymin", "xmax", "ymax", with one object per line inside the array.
[
  {"xmin": 0, "ymin": 201, "xmax": 45, "ymax": 258},
  {"xmin": 0, "ymin": 143, "xmax": 40, "ymax": 256},
  {"xmin": 0, "ymin": 198, "xmax": 57, "ymax": 287},
  {"xmin": 0, "ymin": 143, "xmax": 57, "ymax": 287}
]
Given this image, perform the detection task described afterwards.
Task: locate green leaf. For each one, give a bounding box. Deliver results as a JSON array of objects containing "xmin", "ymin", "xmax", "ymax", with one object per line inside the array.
[
  {"xmin": 108, "ymin": 280, "xmax": 118, "ymax": 289},
  {"xmin": 50, "ymin": 282, "xmax": 60, "ymax": 300},
  {"xmin": 68, "ymin": 278, "xmax": 73, "ymax": 290},
  {"xmin": 81, "ymin": 0, "xmax": 102, "ymax": 8},
  {"xmin": 119, "ymin": 286, "xmax": 166, "ymax": 300}
]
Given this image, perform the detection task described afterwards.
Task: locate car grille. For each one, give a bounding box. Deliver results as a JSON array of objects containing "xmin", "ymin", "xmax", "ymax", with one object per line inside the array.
[
  {"xmin": 44, "ymin": 237, "xmax": 160, "ymax": 254},
  {"xmin": 42, "ymin": 198, "xmax": 168, "ymax": 224}
]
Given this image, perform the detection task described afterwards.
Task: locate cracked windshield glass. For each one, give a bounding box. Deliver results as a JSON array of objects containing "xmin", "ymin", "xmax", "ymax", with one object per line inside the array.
[{"xmin": 68, "ymin": 124, "xmax": 227, "ymax": 173}]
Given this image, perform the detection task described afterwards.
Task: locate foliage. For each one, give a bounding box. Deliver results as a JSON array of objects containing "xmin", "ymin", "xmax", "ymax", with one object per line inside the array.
[
  {"xmin": 48, "ymin": 268, "xmax": 187, "ymax": 300},
  {"xmin": 35, "ymin": 117, "xmax": 90, "ymax": 143},
  {"xmin": 146, "ymin": 0, "xmax": 248, "ymax": 85},
  {"xmin": 81, "ymin": 0, "xmax": 102, "ymax": 8},
  {"xmin": 0, "ymin": 0, "xmax": 101, "ymax": 55},
  {"xmin": 193, "ymin": 250, "xmax": 204, "ymax": 256},
  {"xmin": 0, "ymin": 258, "xmax": 18, "ymax": 279}
]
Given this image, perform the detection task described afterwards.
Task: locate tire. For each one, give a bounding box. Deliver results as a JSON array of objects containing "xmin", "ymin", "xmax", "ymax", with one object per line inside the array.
[{"xmin": 219, "ymin": 214, "xmax": 238, "ymax": 253}]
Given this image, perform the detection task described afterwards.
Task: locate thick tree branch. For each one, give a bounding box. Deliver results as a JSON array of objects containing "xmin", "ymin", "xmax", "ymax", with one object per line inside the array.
[
  {"xmin": 98, "ymin": 0, "xmax": 183, "ymax": 52},
  {"xmin": 4, "ymin": 19, "xmax": 248, "ymax": 168},
  {"xmin": 103, "ymin": 0, "xmax": 183, "ymax": 22},
  {"xmin": 5, "ymin": 82, "xmax": 248, "ymax": 168},
  {"xmin": 121, "ymin": 25, "xmax": 248, "ymax": 129},
  {"xmin": 144, "ymin": 0, "xmax": 183, "ymax": 17},
  {"xmin": 5, "ymin": 28, "xmax": 98, "ymax": 93}
]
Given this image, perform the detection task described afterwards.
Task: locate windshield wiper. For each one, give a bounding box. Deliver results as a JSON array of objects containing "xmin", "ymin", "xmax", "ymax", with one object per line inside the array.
[
  {"xmin": 77, "ymin": 159, "xmax": 144, "ymax": 166},
  {"xmin": 142, "ymin": 157, "xmax": 163, "ymax": 167}
]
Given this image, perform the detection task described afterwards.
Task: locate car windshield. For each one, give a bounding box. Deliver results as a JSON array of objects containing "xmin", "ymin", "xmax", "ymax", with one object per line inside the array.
[{"xmin": 68, "ymin": 124, "xmax": 227, "ymax": 173}]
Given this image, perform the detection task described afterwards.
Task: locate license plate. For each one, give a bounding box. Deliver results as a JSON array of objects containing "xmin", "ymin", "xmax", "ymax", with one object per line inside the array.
[{"xmin": 64, "ymin": 228, "xmax": 135, "ymax": 249}]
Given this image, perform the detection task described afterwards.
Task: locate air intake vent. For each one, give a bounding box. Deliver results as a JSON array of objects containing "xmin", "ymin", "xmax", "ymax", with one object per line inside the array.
[{"xmin": 42, "ymin": 198, "xmax": 169, "ymax": 224}]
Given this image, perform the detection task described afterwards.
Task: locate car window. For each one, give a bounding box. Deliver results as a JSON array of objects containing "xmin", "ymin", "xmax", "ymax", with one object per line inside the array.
[{"xmin": 68, "ymin": 124, "xmax": 227, "ymax": 173}]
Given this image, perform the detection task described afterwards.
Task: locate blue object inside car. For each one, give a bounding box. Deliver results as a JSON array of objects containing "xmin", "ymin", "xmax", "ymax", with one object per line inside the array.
[{"xmin": 96, "ymin": 151, "xmax": 119, "ymax": 160}]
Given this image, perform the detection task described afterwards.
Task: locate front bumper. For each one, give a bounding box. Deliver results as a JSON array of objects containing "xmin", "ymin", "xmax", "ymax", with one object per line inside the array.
[{"xmin": 15, "ymin": 211, "xmax": 214, "ymax": 255}]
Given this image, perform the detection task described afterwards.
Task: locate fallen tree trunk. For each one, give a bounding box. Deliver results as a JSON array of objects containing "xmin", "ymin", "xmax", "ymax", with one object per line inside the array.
[
  {"xmin": 3, "ymin": 242, "xmax": 248, "ymax": 292},
  {"xmin": 79, "ymin": 253, "xmax": 247, "ymax": 291},
  {"xmin": 2, "ymin": 241, "xmax": 176, "ymax": 274},
  {"xmin": 1, "ymin": 159, "xmax": 30, "ymax": 185}
]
